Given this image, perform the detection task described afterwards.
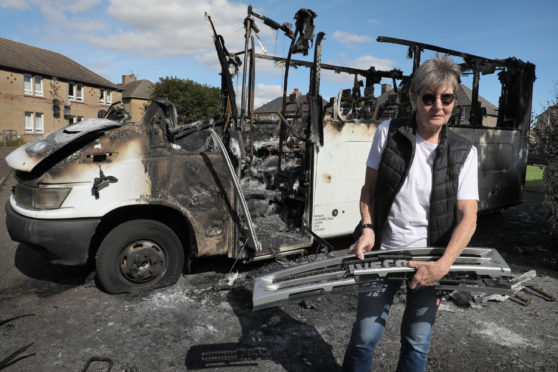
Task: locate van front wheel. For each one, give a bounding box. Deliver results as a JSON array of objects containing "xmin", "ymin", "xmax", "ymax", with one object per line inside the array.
[{"xmin": 96, "ymin": 219, "xmax": 184, "ymax": 294}]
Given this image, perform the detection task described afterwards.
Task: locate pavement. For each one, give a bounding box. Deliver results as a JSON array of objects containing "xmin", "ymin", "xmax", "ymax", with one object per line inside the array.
[{"xmin": 0, "ymin": 146, "xmax": 15, "ymax": 187}]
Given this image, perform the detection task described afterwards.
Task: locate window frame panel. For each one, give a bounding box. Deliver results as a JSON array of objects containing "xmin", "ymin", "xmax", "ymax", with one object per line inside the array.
[
  {"xmin": 68, "ymin": 82, "xmax": 76, "ymax": 100},
  {"xmin": 35, "ymin": 113, "xmax": 44, "ymax": 133},
  {"xmin": 34, "ymin": 76, "xmax": 43, "ymax": 96},
  {"xmin": 24, "ymin": 74, "xmax": 32, "ymax": 95},
  {"xmin": 25, "ymin": 112, "xmax": 33, "ymax": 133},
  {"xmin": 76, "ymin": 83, "xmax": 83, "ymax": 102}
]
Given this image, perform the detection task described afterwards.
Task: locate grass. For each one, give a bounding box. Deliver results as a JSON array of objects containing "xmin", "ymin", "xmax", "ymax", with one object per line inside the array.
[
  {"xmin": 0, "ymin": 138, "xmax": 26, "ymax": 147},
  {"xmin": 525, "ymin": 165, "xmax": 545, "ymax": 192}
]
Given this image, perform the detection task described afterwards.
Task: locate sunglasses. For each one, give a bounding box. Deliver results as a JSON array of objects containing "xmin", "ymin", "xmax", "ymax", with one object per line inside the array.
[{"xmin": 421, "ymin": 93, "xmax": 456, "ymax": 106}]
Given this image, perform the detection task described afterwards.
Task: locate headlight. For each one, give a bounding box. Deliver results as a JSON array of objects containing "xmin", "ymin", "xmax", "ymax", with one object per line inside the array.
[{"xmin": 14, "ymin": 184, "xmax": 71, "ymax": 210}]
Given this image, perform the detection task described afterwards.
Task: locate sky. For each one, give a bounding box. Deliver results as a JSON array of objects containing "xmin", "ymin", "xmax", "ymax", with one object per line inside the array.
[{"xmin": 1, "ymin": 0, "xmax": 556, "ymax": 117}]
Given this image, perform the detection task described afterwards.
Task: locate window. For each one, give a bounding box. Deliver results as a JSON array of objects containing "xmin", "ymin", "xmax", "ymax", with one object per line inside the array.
[
  {"xmin": 68, "ymin": 115, "xmax": 83, "ymax": 125},
  {"xmin": 24, "ymin": 74, "xmax": 32, "ymax": 95},
  {"xmin": 25, "ymin": 112, "xmax": 44, "ymax": 134},
  {"xmin": 76, "ymin": 83, "xmax": 83, "ymax": 102},
  {"xmin": 34, "ymin": 76, "xmax": 43, "ymax": 96},
  {"xmin": 100, "ymin": 88, "xmax": 111, "ymax": 105},
  {"xmin": 24, "ymin": 74, "xmax": 43, "ymax": 96},
  {"xmin": 68, "ymin": 82, "xmax": 75, "ymax": 100},
  {"xmin": 25, "ymin": 112, "xmax": 33, "ymax": 133},
  {"xmin": 35, "ymin": 113, "xmax": 44, "ymax": 133},
  {"xmin": 68, "ymin": 82, "xmax": 84, "ymax": 102}
]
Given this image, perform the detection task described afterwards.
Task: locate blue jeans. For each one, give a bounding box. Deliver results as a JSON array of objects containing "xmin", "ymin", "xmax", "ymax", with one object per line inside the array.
[{"xmin": 342, "ymin": 278, "xmax": 439, "ymax": 372}]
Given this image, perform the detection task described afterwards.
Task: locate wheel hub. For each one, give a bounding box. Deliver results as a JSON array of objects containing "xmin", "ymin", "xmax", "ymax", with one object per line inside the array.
[{"xmin": 120, "ymin": 240, "xmax": 166, "ymax": 283}]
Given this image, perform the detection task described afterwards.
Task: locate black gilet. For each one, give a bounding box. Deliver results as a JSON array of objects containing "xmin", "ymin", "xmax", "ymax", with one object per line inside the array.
[{"xmin": 373, "ymin": 116, "xmax": 472, "ymax": 250}]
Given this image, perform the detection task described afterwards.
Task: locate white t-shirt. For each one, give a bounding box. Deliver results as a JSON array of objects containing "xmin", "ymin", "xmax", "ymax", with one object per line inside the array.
[{"xmin": 366, "ymin": 120, "xmax": 478, "ymax": 250}]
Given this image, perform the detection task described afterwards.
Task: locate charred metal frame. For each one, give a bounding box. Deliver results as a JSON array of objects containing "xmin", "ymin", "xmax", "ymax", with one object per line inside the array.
[
  {"xmin": 377, "ymin": 36, "xmax": 536, "ymax": 130},
  {"xmin": 205, "ymin": 6, "xmax": 537, "ymax": 256},
  {"xmin": 206, "ymin": 7, "xmax": 409, "ymax": 247}
]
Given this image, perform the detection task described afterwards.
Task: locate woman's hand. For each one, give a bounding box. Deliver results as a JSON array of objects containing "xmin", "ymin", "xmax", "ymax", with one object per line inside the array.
[
  {"xmin": 349, "ymin": 228, "xmax": 375, "ymax": 260},
  {"xmin": 407, "ymin": 260, "xmax": 450, "ymax": 289}
]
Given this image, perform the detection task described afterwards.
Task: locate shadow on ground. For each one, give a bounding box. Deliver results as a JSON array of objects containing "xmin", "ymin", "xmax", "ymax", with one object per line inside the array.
[
  {"xmin": 10, "ymin": 244, "xmax": 94, "ymax": 298},
  {"xmin": 185, "ymin": 287, "xmax": 341, "ymax": 371}
]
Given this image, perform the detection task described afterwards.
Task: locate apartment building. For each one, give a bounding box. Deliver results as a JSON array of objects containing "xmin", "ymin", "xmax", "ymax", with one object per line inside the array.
[{"xmin": 0, "ymin": 37, "xmax": 121, "ymax": 142}]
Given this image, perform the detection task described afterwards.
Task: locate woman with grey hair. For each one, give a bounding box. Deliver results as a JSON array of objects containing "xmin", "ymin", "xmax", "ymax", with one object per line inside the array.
[{"xmin": 342, "ymin": 54, "xmax": 479, "ymax": 372}]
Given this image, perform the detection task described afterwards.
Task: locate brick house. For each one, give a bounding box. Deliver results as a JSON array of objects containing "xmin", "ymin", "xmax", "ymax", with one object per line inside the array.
[{"xmin": 0, "ymin": 37, "xmax": 121, "ymax": 142}]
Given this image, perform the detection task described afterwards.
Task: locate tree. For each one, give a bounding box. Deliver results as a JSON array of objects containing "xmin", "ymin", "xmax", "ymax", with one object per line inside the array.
[{"xmin": 150, "ymin": 77, "xmax": 221, "ymax": 124}]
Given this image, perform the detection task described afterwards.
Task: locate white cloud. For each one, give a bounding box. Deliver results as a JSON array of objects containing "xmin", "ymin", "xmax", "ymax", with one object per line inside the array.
[
  {"xmin": 0, "ymin": 0, "xmax": 27, "ymax": 10},
  {"xmin": 34, "ymin": 0, "xmax": 100, "ymax": 18},
  {"xmin": 96, "ymin": 0, "xmax": 249, "ymax": 57},
  {"xmin": 7, "ymin": 0, "xmax": 298, "ymax": 79},
  {"xmin": 193, "ymin": 52, "xmax": 222, "ymax": 71},
  {"xmin": 17, "ymin": 0, "xmax": 108, "ymax": 36},
  {"xmin": 348, "ymin": 55, "xmax": 395, "ymax": 71},
  {"xmin": 16, "ymin": 0, "xmax": 248, "ymax": 58},
  {"xmin": 254, "ymin": 83, "xmax": 283, "ymax": 100},
  {"xmin": 253, "ymin": 58, "xmax": 287, "ymax": 77},
  {"xmin": 332, "ymin": 30, "xmax": 372, "ymax": 46},
  {"xmin": 66, "ymin": 0, "xmax": 100, "ymax": 14}
]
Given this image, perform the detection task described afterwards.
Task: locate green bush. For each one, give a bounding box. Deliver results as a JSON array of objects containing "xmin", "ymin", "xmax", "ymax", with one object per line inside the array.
[
  {"xmin": 151, "ymin": 77, "xmax": 221, "ymax": 124},
  {"xmin": 542, "ymin": 161, "xmax": 558, "ymax": 238},
  {"xmin": 535, "ymin": 105, "xmax": 558, "ymax": 157},
  {"xmin": 535, "ymin": 105, "xmax": 558, "ymax": 240}
]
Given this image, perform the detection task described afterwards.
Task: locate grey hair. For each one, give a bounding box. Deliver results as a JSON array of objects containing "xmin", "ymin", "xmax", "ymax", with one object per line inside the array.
[{"xmin": 409, "ymin": 54, "xmax": 461, "ymax": 98}]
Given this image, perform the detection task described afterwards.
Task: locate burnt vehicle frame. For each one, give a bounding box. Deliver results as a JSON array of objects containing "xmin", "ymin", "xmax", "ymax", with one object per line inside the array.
[{"xmin": 5, "ymin": 6, "xmax": 535, "ymax": 293}]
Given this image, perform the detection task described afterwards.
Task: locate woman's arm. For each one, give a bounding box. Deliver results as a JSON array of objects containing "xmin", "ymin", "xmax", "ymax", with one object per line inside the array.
[
  {"xmin": 349, "ymin": 166, "xmax": 378, "ymax": 260},
  {"xmin": 407, "ymin": 199, "xmax": 478, "ymax": 288}
]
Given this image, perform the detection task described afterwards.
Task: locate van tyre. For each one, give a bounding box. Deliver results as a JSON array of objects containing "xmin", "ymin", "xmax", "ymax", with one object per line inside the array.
[{"xmin": 96, "ymin": 219, "xmax": 184, "ymax": 294}]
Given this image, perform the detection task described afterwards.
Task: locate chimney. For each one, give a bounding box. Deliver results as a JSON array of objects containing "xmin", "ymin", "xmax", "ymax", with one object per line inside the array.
[
  {"xmin": 122, "ymin": 74, "xmax": 136, "ymax": 86},
  {"xmin": 381, "ymin": 84, "xmax": 392, "ymax": 95}
]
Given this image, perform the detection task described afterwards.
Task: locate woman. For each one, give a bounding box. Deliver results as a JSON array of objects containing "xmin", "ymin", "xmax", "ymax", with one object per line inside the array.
[{"xmin": 342, "ymin": 54, "xmax": 479, "ymax": 372}]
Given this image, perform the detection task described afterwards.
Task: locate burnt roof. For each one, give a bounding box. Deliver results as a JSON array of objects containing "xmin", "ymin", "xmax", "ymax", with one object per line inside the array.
[
  {"xmin": 0, "ymin": 37, "xmax": 119, "ymax": 89},
  {"xmin": 123, "ymin": 79, "xmax": 153, "ymax": 99}
]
